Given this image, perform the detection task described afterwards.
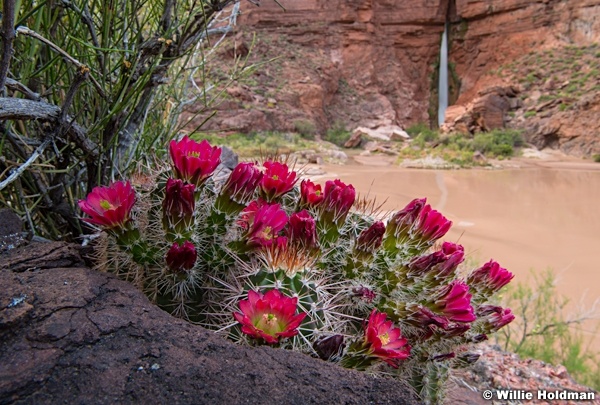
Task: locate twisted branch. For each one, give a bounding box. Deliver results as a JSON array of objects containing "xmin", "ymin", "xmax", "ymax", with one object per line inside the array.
[{"xmin": 0, "ymin": 0, "xmax": 17, "ymax": 94}]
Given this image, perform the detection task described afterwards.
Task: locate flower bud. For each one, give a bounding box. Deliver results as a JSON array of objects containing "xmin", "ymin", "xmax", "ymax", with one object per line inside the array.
[
  {"xmin": 287, "ymin": 210, "xmax": 318, "ymax": 249},
  {"xmin": 407, "ymin": 242, "xmax": 464, "ymax": 281},
  {"xmin": 163, "ymin": 178, "xmax": 195, "ymax": 219},
  {"xmin": 351, "ymin": 286, "xmax": 376, "ymax": 303},
  {"xmin": 221, "ymin": 162, "xmax": 263, "ymax": 203},
  {"xmin": 387, "ymin": 198, "xmax": 426, "ymax": 238},
  {"xmin": 433, "ymin": 281, "xmax": 476, "ymax": 323},
  {"xmin": 472, "ymin": 334, "xmax": 488, "ymax": 343},
  {"xmin": 454, "ymin": 353, "xmax": 481, "ymax": 368},
  {"xmin": 355, "ymin": 221, "xmax": 385, "ymax": 253},
  {"xmin": 432, "ymin": 352, "xmax": 456, "ymax": 362},
  {"xmin": 165, "ymin": 241, "xmax": 197, "ymax": 273},
  {"xmin": 467, "ymin": 260, "xmax": 514, "ymax": 294},
  {"xmin": 162, "ymin": 178, "xmax": 196, "ymax": 238},
  {"xmin": 313, "ymin": 335, "xmax": 345, "ymax": 360},
  {"xmin": 320, "ymin": 179, "xmax": 355, "ymax": 225},
  {"xmin": 415, "ymin": 205, "xmax": 452, "ymax": 244}
]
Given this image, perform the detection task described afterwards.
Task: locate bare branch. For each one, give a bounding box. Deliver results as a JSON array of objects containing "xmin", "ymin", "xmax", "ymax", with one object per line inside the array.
[
  {"xmin": 5, "ymin": 78, "xmax": 41, "ymax": 101},
  {"xmin": 0, "ymin": 97, "xmax": 60, "ymax": 121},
  {"xmin": 15, "ymin": 26, "xmax": 107, "ymax": 99},
  {"xmin": 0, "ymin": 97, "xmax": 98, "ymax": 158},
  {"xmin": 0, "ymin": 137, "xmax": 52, "ymax": 191},
  {"xmin": 0, "ymin": 0, "xmax": 17, "ymax": 94}
]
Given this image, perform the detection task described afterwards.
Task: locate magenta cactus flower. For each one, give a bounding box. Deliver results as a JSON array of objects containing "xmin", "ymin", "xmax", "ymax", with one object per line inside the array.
[
  {"xmin": 477, "ymin": 305, "xmax": 515, "ymax": 332},
  {"xmin": 433, "ymin": 281, "xmax": 476, "ymax": 323},
  {"xmin": 467, "ymin": 260, "xmax": 514, "ymax": 293},
  {"xmin": 165, "ymin": 241, "xmax": 197, "ymax": 272},
  {"xmin": 79, "ymin": 181, "xmax": 136, "ymax": 230},
  {"xmin": 233, "ymin": 289, "xmax": 307, "ymax": 344},
  {"xmin": 259, "ymin": 161, "xmax": 296, "ymax": 201},
  {"xmin": 163, "ymin": 178, "xmax": 195, "ymax": 224},
  {"xmin": 169, "ymin": 136, "xmax": 221, "ymax": 187},
  {"xmin": 363, "ymin": 309, "xmax": 411, "ymax": 368},
  {"xmin": 387, "ymin": 198, "xmax": 426, "ymax": 235},
  {"xmin": 408, "ymin": 242, "xmax": 464, "ymax": 279},
  {"xmin": 489, "ymin": 307, "xmax": 515, "ymax": 330},
  {"xmin": 300, "ymin": 179, "xmax": 324, "ymax": 207},
  {"xmin": 220, "ymin": 162, "xmax": 263, "ymax": 203},
  {"xmin": 321, "ymin": 179, "xmax": 356, "ymax": 225},
  {"xmin": 415, "ymin": 204, "xmax": 452, "ymax": 244},
  {"xmin": 237, "ymin": 199, "xmax": 266, "ymax": 231},
  {"xmin": 385, "ymin": 198, "xmax": 451, "ymax": 246},
  {"xmin": 355, "ymin": 221, "xmax": 386, "ymax": 253},
  {"xmin": 287, "ymin": 210, "xmax": 318, "ymax": 249},
  {"xmin": 241, "ymin": 201, "xmax": 288, "ymax": 248}
]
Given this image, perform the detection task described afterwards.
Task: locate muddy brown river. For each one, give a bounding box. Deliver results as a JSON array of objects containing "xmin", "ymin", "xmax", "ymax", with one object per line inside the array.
[{"xmin": 319, "ymin": 155, "xmax": 600, "ymax": 349}]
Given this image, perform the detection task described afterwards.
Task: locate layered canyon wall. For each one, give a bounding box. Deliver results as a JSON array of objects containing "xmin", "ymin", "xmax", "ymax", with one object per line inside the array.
[{"xmin": 186, "ymin": 0, "xmax": 600, "ymax": 155}]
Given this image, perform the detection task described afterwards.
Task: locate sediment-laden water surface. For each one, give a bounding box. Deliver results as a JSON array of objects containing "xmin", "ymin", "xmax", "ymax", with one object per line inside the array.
[{"xmin": 320, "ymin": 156, "xmax": 600, "ymax": 347}]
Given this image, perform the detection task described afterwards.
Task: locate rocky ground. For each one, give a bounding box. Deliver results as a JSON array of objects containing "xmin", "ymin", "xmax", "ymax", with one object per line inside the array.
[{"xmin": 1, "ymin": 209, "xmax": 598, "ymax": 404}]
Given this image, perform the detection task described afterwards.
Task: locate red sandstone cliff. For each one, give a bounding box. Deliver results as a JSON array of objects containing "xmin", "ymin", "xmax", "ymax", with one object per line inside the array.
[{"xmin": 183, "ymin": 0, "xmax": 600, "ymax": 157}]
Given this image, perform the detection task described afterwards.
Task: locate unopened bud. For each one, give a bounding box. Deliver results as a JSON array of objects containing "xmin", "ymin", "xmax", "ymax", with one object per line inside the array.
[{"xmin": 313, "ymin": 335, "xmax": 345, "ymax": 360}]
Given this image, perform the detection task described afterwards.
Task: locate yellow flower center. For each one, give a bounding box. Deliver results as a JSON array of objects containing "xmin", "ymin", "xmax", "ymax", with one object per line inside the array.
[
  {"xmin": 259, "ymin": 226, "xmax": 274, "ymax": 241},
  {"xmin": 100, "ymin": 200, "xmax": 115, "ymax": 210},
  {"xmin": 263, "ymin": 313, "xmax": 278, "ymax": 326},
  {"xmin": 379, "ymin": 332, "xmax": 390, "ymax": 346},
  {"xmin": 315, "ymin": 190, "xmax": 321, "ymax": 196},
  {"xmin": 272, "ymin": 175, "xmax": 279, "ymax": 181}
]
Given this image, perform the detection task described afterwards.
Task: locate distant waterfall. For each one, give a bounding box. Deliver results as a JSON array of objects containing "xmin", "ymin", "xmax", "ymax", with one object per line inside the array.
[{"xmin": 438, "ymin": 23, "xmax": 449, "ymax": 127}]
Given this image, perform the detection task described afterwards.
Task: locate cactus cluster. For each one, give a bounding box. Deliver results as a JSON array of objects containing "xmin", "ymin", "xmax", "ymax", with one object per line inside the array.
[{"xmin": 80, "ymin": 136, "xmax": 515, "ymax": 403}]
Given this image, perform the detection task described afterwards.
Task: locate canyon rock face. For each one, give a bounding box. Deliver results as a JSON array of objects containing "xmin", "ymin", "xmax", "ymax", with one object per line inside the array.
[{"xmin": 184, "ymin": 0, "xmax": 600, "ymax": 157}]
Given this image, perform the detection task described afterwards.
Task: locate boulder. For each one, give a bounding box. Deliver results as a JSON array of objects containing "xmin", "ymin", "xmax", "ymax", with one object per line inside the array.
[
  {"xmin": 345, "ymin": 125, "xmax": 409, "ymax": 148},
  {"xmin": 0, "ymin": 242, "xmax": 420, "ymax": 405}
]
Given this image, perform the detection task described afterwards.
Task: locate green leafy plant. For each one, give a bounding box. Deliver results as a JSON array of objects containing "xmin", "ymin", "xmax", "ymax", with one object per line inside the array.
[
  {"xmin": 293, "ymin": 119, "xmax": 318, "ymax": 140},
  {"xmin": 472, "ymin": 129, "xmax": 523, "ymax": 157},
  {"xmin": 323, "ymin": 121, "xmax": 351, "ymax": 147},
  {"xmin": 400, "ymin": 129, "xmax": 523, "ymax": 166},
  {"xmin": 81, "ymin": 136, "xmax": 516, "ymax": 404}
]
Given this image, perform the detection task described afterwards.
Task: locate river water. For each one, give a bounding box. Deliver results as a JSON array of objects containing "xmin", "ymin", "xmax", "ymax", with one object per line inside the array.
[{"xmin": 319, "ymin": 156, "xmax": 600, "ymax": 348}]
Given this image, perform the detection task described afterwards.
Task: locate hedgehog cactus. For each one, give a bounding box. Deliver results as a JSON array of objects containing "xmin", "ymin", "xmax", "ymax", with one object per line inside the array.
[{"xmin": 80, "ymin": 137, "xmax": 515, "ymax": 404}]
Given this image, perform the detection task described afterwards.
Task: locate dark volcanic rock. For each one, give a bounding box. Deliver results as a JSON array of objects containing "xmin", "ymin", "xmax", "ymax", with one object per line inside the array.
[
  {"xmin": 0, "ymin": 209, "xmax": 26, "ymax": 254},
  {"xmin": 0, "ymin": 209, "xmax": 21, "ymax": 237},
  {"xmin": 0, "ymin": 242, "xmax": 420, "ymax": 405}
]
